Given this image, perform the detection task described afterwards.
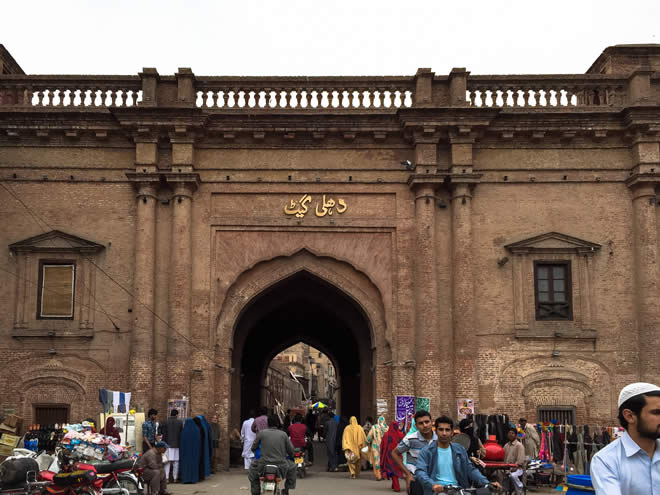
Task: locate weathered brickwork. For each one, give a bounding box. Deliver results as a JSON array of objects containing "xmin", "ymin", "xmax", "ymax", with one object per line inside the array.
[{"xmin": 1, "ymin": 44, "xmax": 659, "ymax": 466}]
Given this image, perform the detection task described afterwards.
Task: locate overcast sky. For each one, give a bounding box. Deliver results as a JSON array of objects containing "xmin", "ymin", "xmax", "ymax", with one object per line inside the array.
[{"xmin": 3, "ymin": 0, "xmax": 659, "ymax": 76}]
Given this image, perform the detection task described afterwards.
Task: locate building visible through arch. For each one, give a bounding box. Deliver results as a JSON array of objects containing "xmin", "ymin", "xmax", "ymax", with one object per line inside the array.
[{"xmin": 1, "ymin": 44, "xmax": 660, "ymax": 467}]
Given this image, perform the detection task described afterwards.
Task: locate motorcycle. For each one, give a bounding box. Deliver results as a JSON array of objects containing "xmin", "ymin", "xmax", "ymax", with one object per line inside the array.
[
  {"xmin": 0, "ymin": 458, "xmax": 51, "ymax": 495},
  {"xmin": 38, "ymin": 469, "xmax": 102, "ymax": 495},
  {"xmin": 73, "ymin": 459, "xmax": 138, "ymax": 495},
  {"xmin": 259, "ymin": 464, "xmax": 283, "ymax": 494},
  {"xmin": 293, "ymin": 449, "xmax": 305, "ymax": 479}
]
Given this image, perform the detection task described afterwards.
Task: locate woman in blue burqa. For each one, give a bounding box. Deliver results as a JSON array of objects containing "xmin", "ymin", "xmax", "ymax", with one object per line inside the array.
[
  {"xmin": 196, "ymin": 415, "xmax": 212, "ymax": 478},
  {"xmin": 180, "ymin": 418, "xmax": 201, "ymax": 483}
]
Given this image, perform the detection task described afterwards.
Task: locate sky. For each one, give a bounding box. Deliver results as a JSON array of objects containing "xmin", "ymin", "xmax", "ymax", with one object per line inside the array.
[{"xmin": 2, "ymin": 0, "xmax": 659, "ymax": 77}]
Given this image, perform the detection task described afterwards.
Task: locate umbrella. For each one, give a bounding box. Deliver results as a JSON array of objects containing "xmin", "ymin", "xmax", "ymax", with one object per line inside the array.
[{"xmin": 310, "ymin": 401, "xmax": 327, "ymax": 409}]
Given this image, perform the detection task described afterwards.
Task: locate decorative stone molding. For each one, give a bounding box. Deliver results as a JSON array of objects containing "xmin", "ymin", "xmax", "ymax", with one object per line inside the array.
[
  {"xmin": 8, "ymin": 230, "xmax": 104, "ymax": 338},
  {"xmin": 505, "ymin": 232, "xmax": 601, "ymax": 339}
]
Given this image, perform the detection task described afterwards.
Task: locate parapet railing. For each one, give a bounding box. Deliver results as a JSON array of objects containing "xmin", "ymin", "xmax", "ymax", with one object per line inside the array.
[
  {"xmin": 0, "ymin": 71, "xmax": 654, "ymax": 110},
  {"xmin": 195, "ymin": 76, "xmax": 415, "ymax": 109},
  {"xmin": 466, "ymin": 74, "xmax": 629, "ymax": 107},
  {"xmin": 0, "ymin": 75, "xmax": 142, "ymax": 107}
]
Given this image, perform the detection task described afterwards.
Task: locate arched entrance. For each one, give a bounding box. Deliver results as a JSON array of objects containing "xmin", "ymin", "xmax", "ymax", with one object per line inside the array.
[
  {"xmin": 233, "ymin": 270, "xmax": 372, "ymax": 422},
  {"xmin": 214, "ymin": 249, "xmax": 390, "ymax": 464}
]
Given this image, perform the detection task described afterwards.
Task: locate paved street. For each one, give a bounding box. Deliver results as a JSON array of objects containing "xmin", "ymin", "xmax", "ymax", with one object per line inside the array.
[
  {"xmin": 168, "ymin": 442, "xmax": 557, "ymax": 494},
  {"xmin": 169, "ymin": 469, "xmax": 557, "ymax": 494}
]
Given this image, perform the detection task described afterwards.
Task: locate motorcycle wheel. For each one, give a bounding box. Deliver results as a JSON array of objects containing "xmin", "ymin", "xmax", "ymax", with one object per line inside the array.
[
  {"xmin": 116, "ymin": 475, "xmax": 139, "ymax": 495},
  {"xmin": 105, "ymin": 475, "xmax": 139, "ymax": 495},
  {"xmin": 75, "ymin": 487, "xmax": 101, "ymax": 495}
]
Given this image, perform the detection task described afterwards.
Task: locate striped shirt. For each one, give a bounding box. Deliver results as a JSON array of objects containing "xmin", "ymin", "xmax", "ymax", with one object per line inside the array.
[{"xmin": 396, "ymin": 430, "xmax": 437, "ymax": 473}]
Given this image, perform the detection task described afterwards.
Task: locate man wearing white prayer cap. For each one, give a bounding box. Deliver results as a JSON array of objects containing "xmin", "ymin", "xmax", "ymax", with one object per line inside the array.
[{"xmin": 591, "ymin": 382, "xmax": 660, "ymax": 494}]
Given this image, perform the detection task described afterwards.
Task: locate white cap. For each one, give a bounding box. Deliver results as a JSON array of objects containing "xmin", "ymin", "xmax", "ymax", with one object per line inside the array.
[{"xmin": 618, "ymin": 382, "xmax": 660, "ymax": 408}]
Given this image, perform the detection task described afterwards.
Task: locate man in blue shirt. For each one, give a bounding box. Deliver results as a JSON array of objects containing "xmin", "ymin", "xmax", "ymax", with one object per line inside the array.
[
  {"xmin": 591, "ymin": 382, "xmax": 660, "ymax": 494},
  {"xmin": 416, "ymin": 416, "xmax": 501, "ymax": 494},
  {"xmin": 142, "ymin": 408, "xmax": 159, "ymax": 454}
]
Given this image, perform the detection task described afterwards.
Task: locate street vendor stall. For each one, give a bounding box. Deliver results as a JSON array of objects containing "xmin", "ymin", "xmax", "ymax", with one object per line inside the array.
[{"xmin": 59, "ymin": 422, "xmax": 131, "ymax": 462}]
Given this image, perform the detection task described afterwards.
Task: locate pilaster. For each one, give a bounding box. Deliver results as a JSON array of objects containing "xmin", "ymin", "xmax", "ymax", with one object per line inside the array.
[
  {"xmin": 626, "ymin": 179, "xmax": 660, "ymax": 383},
  {"xmin": 450, "ymin": 128, "xmax": 482, "ymax": 406},
  {"xmin": 126, "ymin": 175, "xmax": 160, "ymax": 409},
  {"xmin": 626, "ymin": 127, "xmax": 660, "ymax": 383},
  {"xmin": 165, "ymin": 173, "xmax": 200, "ymax": 401}
]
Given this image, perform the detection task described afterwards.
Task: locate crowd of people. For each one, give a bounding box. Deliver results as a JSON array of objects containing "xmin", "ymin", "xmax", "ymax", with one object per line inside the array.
[
  {"xmin": 135, "ymin": 408, "xmax": 221, "ymax": 494},
  {"xmin": 233, "ymin": 381, "xmax": 660, "ymax": 495}
]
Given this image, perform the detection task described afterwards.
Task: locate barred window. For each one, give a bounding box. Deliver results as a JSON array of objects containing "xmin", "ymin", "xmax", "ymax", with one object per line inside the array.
[
  {"xmin": 38, "ymin": 263, "xmax": 75, "ymax": 318},
  {"xmin": 534, "ymin": 261, "xmax": 572, "ymax": 320},
  {"xmin": 537, "ymin": 406, "xmax": 575, "ymax": 425}
]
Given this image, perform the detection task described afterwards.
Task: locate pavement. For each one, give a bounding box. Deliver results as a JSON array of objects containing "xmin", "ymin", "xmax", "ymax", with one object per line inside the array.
[
  {"xmin": 168, "ymin": 469, "xmax": 558, "ymax": 494},
  {"xmin": 167, "ymin": 442, "xmax": 558, "ymax": 494}
]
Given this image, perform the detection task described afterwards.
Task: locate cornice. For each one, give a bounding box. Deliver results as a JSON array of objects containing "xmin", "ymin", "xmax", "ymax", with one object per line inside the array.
[{"xmin": 625, "ymin": 172, "xmax": 660, "ymax": 189}]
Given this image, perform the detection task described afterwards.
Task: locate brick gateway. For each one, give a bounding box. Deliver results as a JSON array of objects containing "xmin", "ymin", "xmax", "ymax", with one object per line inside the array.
[{"xmin": 1, "ymin": 45, "xmax": 659, "ymax": 466}]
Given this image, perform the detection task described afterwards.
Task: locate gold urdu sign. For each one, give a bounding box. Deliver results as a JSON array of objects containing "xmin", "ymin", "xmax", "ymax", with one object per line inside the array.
[{"xmin": 284, "ymin": 194, "xmax": 347, "ymax": 218}]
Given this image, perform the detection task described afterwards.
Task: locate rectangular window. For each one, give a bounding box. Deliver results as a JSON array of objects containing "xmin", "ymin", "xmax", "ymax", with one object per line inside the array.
[
  {"xmin": 537, "ymin": 406, "xmax": 575, "ymax": 425},
  {"xmin": 534, "ymin": 261, "xmax": 572, "ymax": 320},
  {"xmin": 38, "ymin": 262, "xmax": 75, "ymax": 319}
]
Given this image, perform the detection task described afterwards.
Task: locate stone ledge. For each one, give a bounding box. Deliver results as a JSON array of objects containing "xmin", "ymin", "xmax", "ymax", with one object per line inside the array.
[
  {"xmin": 11, "ymin": 328, "xmax": 94, "ymax": 339},
  {"xmin": 514, "ymin": 329, "xmax": 597, "ymax": 341}
]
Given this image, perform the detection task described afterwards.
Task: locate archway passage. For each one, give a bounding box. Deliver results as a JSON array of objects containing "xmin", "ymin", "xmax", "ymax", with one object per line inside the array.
[{"xmin": 232, "ymin": 270, "xmax": 374, "ymax": 425}]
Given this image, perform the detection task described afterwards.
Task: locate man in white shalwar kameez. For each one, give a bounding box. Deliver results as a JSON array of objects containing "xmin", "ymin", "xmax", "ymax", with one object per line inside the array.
[{"xmin": 241, "ymin": 411, "xmax": 257, "ymax": 469}]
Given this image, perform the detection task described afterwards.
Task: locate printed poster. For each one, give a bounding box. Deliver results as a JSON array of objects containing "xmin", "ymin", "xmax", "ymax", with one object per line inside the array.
[
  {"xmin": 168, "ymin": 399, "xmax": 189, "ymax": 420},
  {"xmin": 457, "ymin": 398, "xmax": 474, "ymax": 420},
  {"xmin": 376, "ymin": 398, "xmax": 388, "ymax": 417},
  {"xmin": 395, "ymin": 395, "xmax": 415, "ymax": 430},
  {"xmin": 415, "ymin": 397, "xmax": 430, "ymax": 413}
]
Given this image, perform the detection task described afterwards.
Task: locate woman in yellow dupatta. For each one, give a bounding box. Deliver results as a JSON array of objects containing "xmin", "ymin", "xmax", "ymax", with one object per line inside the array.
[{"xmin": 342, "ymin": 416, "xmax": 367, "ymax": 479}]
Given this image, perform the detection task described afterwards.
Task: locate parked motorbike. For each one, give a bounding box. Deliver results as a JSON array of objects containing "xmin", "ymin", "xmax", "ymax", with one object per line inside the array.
[
  {"xmin": 73, "ymin": 460, "xmax": 138, "ymax": 495},
  {"xmin": 38, "ymin": 469, "xmax": 102, "ymax": 495},
  {"xmin": 259, "ymin": 464, "xmax": 282, "ymax": 494},
  {"xmin": 0, "ymin": 457, "xmax": 50, "ymax": 495},
  {"xmin": 293, "ymin": 449, "xmax": 306, "ymax": 479}
]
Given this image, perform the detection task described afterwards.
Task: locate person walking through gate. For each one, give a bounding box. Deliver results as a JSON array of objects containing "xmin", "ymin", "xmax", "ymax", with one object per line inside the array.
[
  {"xmin": 248, "ymin": 415, "xmax": 297, "ymax": 495},
  {"xmin": 342, "ymin": 416, "xmax": 367, "ymax": 479},
  {"xmin": 380, "ymin": 420, "xmax": 405, "ymax": 492},
  {"xmin": 241, "ymin": 410, "xmax": 256, "ymax": 470},
  {"xmin": 591, "ymin": 382, "xmax": 660, "ymax": 494},
  {"xmin": 366, "ymin": 416, "xmax": 388, "ymax": 480},
  {"xmin": 251, "ymin": 407, "xmax": 268, "ymax": 434},
  {"xmin": 162, "ymin": 409, "xmax": 183, "ymax": 483},
  {"xmin": 324, "ymin": 412, "xmax": 339, "ymax": 471}
]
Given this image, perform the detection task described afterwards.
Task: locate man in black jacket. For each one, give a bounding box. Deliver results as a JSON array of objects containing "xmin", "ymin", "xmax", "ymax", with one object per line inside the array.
[{"xmin": 162, "ymin": 410, "xmax": 183, "ymax": 483}]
